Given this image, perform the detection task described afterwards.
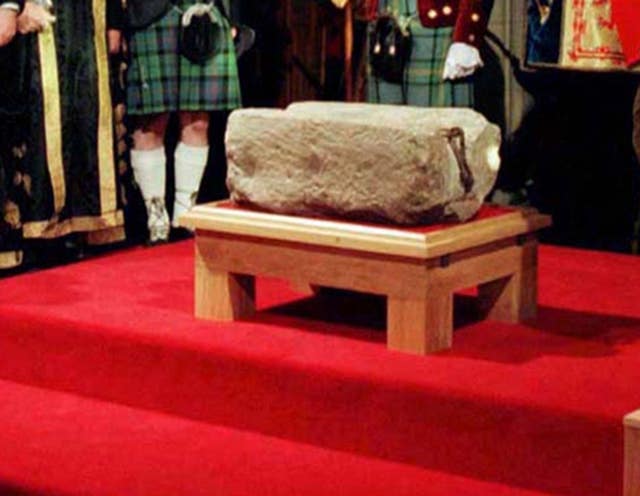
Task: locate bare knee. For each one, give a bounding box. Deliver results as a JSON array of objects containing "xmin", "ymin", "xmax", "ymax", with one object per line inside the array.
[
  {"xmin": 179, "ymin": 112, "xmax": 210, "ymax": 146},
  {"xmin": 132, "ymin": 113, "xmax": 170, "ymax": 150}
]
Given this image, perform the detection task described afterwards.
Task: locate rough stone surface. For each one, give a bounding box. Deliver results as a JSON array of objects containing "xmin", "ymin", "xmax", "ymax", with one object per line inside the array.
[{"xmin": 226, "ymin": 101, "xmax": 501, "ymax": 225}]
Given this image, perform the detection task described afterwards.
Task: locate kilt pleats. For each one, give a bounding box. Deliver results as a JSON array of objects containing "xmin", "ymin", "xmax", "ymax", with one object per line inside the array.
[{"xmin": 126, "ymin": 1, "xmax": 241, "ymax": 115}]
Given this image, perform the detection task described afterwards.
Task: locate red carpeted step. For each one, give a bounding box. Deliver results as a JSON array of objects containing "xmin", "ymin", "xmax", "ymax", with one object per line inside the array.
[
  {"xmin": 0, "ymin": 379, "xmax": 556, "ymax": 496},
  {"xmin": 0, "ymin": 241, "xmax": 639, "ymax": 495}
]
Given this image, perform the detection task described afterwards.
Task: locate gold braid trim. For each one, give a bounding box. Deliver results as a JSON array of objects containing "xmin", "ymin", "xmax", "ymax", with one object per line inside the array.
[
  {"xmin": 93, "ymin": 0, "xmax": 118, "ymax": 216},
  {"xmin": 23, "ymin": 211, "xmax": 124, "ymax": 239},
  {"xmin": 0, "ymin": 250, "xmax": 23, "ymax": 269},
  {"xmin": 38, "ymin": 25, "xmax": 66, "ymax": 214}
]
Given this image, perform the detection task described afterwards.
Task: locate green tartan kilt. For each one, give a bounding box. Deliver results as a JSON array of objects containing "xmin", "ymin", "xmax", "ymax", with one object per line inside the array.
[
  {"xmin": 127, "ymin": 2, "xmax": 242, "ymax": 115},
  {"xmin": 368, "ymin": 0, "xmax": 474, "ymax": 107}
]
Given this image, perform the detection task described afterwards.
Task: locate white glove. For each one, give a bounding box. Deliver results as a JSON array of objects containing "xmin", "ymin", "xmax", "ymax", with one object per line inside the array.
[{"xmin": 442, "ymin": 42, "xmax": 483, "ymax": 81}]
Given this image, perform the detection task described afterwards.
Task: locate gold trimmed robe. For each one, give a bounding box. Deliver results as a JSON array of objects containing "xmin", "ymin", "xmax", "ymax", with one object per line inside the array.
[{"xmin": 19, "ymin": 0, "xmax": 124, "ymax": 244}]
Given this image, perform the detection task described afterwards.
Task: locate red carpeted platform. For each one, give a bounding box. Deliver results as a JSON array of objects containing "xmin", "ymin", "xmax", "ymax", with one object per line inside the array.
[
  {"xmin": 0, "ymin": 240, "xmax": 639, "ymax": 495},
  {"xmin": 0, "ymin": 379, "xmax": 554, "ymax": 496}
]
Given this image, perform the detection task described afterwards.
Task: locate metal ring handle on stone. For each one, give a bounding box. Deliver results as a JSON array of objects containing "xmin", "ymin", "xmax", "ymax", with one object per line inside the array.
[{"xmin": 441, "ymin": 127, "xmax": 474, "ymax": 194}]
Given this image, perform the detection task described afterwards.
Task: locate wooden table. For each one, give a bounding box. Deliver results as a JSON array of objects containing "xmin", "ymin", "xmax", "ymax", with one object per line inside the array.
[
  {"xmin": 181, "ymin": 202, "xmax": 551, "ymax": 355},
  {"xmin": 625, "ymin": 410, "xmax": 640, "ymax": 496}
]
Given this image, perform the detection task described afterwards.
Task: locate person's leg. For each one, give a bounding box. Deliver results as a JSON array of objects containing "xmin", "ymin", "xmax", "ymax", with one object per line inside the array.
[
  {"xmin": 131, "ymin": 113, "xmax": 170, "ymax": 243},
  {"xmin": 173, "ymin": 111, "xmax": 210, "ymax": 227}
]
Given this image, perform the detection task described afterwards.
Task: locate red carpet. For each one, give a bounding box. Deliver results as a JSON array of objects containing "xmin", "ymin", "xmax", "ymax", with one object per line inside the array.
[
  {"xmin": 0, "ymin": 240, "xmax": 639, "ymax": 495},
  {"xmin": 0, "ymin": 380, "xmax": 554, "ymax": 496}
]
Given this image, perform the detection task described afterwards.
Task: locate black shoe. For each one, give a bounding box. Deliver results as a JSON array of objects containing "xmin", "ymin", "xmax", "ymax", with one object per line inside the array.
[{"xmin": 170, "ymin": 226, "xmax": 194, "ymax": 242}]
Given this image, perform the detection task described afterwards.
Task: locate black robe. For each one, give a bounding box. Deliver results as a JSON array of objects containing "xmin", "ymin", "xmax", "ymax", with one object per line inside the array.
[
  {"xmin": 0, "ymin": 6, "xmax": 30, "ymax": 268},
  {"xmin": 0, "ymin": 0, "xmax": 125, "ymax": 269}
]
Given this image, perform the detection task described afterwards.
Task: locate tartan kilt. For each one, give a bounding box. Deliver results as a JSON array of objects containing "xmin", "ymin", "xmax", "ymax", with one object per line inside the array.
[
  {"xmin": 126, "ymin": 2, "xmax": 241, "ymax": 115},
  {"xmin": 368, "ymin": 0, "xmax": 474, "ymax": 107}
]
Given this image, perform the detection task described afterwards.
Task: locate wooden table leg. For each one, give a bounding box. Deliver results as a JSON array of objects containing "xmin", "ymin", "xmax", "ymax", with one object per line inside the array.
[
  {"xmin": 478, "ymin": 242, "xmax": 538, "ymax": 322},
  {"xmin": 289, "ymin": 280, "xmax": 321, "ymax": 297},
  {"xmin": 195, "ymin": 249, "xmax": 255, "ymax": 321},
  {"xmin": 625, "ymin": 410, "xmax": 640, "ymax": 496},
  {"xmin": 387, "ymin": 291, "xmax": 453, "ymax": 354}
]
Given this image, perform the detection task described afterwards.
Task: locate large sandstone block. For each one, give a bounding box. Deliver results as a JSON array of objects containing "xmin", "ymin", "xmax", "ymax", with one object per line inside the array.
[{"xmin": 226, "ymin": 102, "xmax": 501, "ymax": 225}]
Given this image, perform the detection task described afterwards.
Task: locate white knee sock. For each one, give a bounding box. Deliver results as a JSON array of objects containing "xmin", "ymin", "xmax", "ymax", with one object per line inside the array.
[
  {"xmin": 130, "ymin": 147, "xmax": 167, "ymax": 201},
  {"xmin": 173, "ymin": 142, "xmax": 209, "ymax": 226}
]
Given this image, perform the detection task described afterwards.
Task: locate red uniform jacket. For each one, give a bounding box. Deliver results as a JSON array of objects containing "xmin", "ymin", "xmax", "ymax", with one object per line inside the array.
[
  {"xmin": 366, "ymin": 0, "xmax": 489, "ymax": 47},
  {"xmin": 417, "ymin": 0, "xmax": 488, "ymax": 48},
  {"xmin": 611, "ymin": 0, "xmax": 640, "ymax": 67}
]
